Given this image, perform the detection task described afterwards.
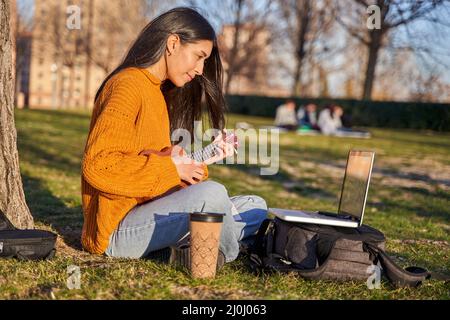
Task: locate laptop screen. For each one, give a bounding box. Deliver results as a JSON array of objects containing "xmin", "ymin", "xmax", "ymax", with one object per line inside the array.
[{"xmin": 338, "ymin": 151, "xmax": 374, "ymax": 220}]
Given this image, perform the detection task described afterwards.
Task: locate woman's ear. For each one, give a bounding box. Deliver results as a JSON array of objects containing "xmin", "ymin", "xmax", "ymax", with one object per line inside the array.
[{"xmin": 166, "ymin": 34, "xmax": 180, "ymax": 55}]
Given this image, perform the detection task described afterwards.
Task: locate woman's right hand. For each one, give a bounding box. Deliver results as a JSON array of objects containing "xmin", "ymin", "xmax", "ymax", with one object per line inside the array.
[{"xmin": 171, "ymin": 145, "xmax": 204, "ymax": 185}]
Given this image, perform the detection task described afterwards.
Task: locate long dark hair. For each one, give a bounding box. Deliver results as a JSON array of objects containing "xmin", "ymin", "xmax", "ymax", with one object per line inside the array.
[
  {"xmin": 324, "ymin": 104, "xmax": 337, "ymax": 113},
  {"xmin": 94, "ymin": 7, "xmax": 226, "ymax": 139}
]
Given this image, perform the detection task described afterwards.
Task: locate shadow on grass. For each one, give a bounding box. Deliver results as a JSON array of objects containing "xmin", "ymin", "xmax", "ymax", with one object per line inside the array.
[
  {"xmin": 231, "ymin": 164, "xmax": 336, "ymax": 201},
  {"xmin": 16, "ymin": 109, "xmax": 91, "ymax": 134},
  {"xmin": 378, "ymin": 197, "xmax": 449, "ymax": 222},
  {"xmin": 17, "ymin": 130, "xmax": 82, "ymax": 176},
  {"xmin": 376, "ymin": 168, "xmax": 450, "ymax": 188},
  {"xmin": 399, "ymin": 186, "xmax": 450, "ymax": 202},
  {"xmin": 22, "ymin": 174, "xmax": 83, "ymax": 251},
  {"xmin": 283, "ymin": 144, "xmax": 346, "ymax": 162},
  {"xmin": 375, "ymin": 132, "xmax": 450, "ymax": 150}
]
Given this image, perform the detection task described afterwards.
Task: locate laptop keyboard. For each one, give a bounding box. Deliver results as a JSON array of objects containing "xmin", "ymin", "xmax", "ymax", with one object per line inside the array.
[{"xmin": 316, "ymin": 211, "xmax": 354, "ymax": 220}]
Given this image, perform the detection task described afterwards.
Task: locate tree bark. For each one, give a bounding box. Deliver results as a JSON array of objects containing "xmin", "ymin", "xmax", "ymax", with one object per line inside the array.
[
  {"xmin": 292, "ymin": 0, "xmax": 311, "ymax": 96},
  {"xmin": 362, "ymin": 29, "xmax": 382, "ymax": 100},
  {"xmin": 10, "ymin": 0, "xmax": 18, "ymax": 107},
  {"xmin": 10, "ymin": 0, "xmax": 17, "ymax": 76},
  {"xmin": 224, "ymin": 0, "xmax": 244, "ymax": 95},
  {"xmin": 0, "ymin": 0, "xmax": 34, "ymax": 229}
]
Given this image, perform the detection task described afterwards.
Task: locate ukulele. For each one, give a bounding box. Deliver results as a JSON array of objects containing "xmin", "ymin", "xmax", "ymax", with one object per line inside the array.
[
  {"xmin": 139, "ymin": 131, "xmax": 238, "ymax": 187},
  {"xmin": 186, "ymin": 131, "xmax": 238, "ymax": 163}
]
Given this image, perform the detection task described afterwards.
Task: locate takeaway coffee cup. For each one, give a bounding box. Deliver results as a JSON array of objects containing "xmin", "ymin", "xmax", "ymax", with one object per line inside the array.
[{"xmin": 189, "ymin": 212, "xmax": 225, "ymax": 279}]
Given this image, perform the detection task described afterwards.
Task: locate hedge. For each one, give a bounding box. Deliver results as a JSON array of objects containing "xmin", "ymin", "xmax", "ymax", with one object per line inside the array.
[{"xmin": 225, "ymin": 95, "xmax": 450, "ymax": 132}]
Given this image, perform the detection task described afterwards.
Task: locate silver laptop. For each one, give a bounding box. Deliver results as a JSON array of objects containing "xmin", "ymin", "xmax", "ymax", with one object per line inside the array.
[{"xmin": 269, "ymin": 150, "xmax": 375, "ymax": 228}]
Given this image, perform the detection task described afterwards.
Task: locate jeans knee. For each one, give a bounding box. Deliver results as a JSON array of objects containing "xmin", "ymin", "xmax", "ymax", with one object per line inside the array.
[
  {"xmin": 250, "ymin": 195, "xmax": 268, "ymax": 211},
  {"xmin": 247, "ymin": 196, "xmax": 268, "ymax": 225},
  {"xmin": 195, "ymin": 180, "xmax": 230, "ymax": 212},
  {"xmin": 199, "ymin": 181, "xmax": 229, "ymax": 198}
]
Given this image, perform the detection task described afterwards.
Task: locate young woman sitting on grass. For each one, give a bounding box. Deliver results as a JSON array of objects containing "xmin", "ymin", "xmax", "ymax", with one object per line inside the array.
[{"xmin": 81, "ymin": 7, "xmax": 268, "ymax": 269}]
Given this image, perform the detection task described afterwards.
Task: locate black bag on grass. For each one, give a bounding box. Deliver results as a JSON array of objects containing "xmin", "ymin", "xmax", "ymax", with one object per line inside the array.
[
  {"xmin": 0, "ymin": 209, "xmax": 57, "ymax": 261},
  {"xmin": 246, "ymin": 218, "xmax": 431, "ymax": 288}
]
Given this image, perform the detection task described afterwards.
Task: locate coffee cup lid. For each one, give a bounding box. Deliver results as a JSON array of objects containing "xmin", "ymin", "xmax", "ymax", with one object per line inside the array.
[{"xmin": 190, "ymin": 212, "xmax": 225, "ymax": 223}]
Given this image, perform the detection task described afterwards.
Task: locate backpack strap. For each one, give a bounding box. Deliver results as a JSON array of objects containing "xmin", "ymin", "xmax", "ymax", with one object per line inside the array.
[
  {"xmin": 250, "ymin": 219, "xmax": 273, "ymax": 258},
  {"xmin": 365, "ymin": 243, "xmax": 431, "ymax": 288},
  {"xmin": 248, "ymin": 219, "xmax": 274, "ymax": 272}
]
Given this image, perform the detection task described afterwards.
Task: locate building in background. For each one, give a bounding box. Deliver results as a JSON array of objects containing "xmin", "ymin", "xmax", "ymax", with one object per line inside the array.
[
  {"xmin": 16, "ymin": 31, "xmax": 32, "ymax": 108},
  {"xmin": 27, "ymin": 0, "xmax": 145, "ymax": 109}
]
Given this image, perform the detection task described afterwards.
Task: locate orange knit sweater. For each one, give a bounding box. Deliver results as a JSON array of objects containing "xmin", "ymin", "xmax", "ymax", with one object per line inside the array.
[{"xmin": 81, "ymin": 67, "xmax": 208, "ymax": 254}]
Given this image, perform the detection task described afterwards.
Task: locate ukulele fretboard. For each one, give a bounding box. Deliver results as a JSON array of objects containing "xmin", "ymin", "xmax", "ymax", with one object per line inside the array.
[
  {"xmin": 188, "ymin": 144, "xmax": 219, "ymax": 163},
  {"xmin": 187, "ymin": 134, "xmax": 235, "ymax": 163}
]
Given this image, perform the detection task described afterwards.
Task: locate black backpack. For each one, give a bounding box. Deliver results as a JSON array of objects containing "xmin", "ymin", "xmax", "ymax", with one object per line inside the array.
[
  {"xmin": 0, "ymin": 209, "xmax": 57, "ymax": 261},
  {"xmin": 246, "ymin": 218, "xmax": 431, "ymax": 288}
]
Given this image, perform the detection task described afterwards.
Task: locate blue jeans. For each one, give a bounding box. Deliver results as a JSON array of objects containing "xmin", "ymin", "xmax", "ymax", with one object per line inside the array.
[{"xmin": 105, "ymin": 180, "xmax": 268, "ymax": 262}]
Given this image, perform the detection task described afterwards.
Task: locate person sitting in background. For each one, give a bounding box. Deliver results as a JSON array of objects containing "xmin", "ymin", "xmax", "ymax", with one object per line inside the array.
[
  {"xmin": 318, "ymin": 104, "xmax": 371, "ymax": 138},
  {"xmin": 297, "ymin": 103, "xmax": 319, "ymax": 130},
  {"xmin": 318, "ymin": 104, "xmax": 343, "ymax": 135},
  {"xmin": 274, "ymin": 99, "xmax": 298, "ymax": 131}
]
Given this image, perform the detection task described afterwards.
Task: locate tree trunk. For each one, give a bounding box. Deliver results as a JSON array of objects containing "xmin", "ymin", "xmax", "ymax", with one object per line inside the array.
[
  {"xmin": 362, "ymin": 29, "xmax": 382, "ymax": 100},
  {"xmin": 291, "ymin": 0, "xmax": 311, "ymax": 96},
  {"xmin": 0, "ymin": 0, "xmax": 34, "ymax": 229},
  {"xmin": 224, "ymin": 0, "xmax": 243, "ymax": 95},
  {"xmin": 10, "ymin": 0, "xmax": 18, "ymax": 107},
  {"xmin": 318, "ymin": 65, "xmax": 329, "ymax": 97}
]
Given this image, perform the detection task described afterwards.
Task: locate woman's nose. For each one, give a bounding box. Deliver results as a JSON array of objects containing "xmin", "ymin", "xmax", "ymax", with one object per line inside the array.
[
  {"xmin": 194, "ymin": 62, "xmax": 204, "ymax": 76},
  {"xmin": 194, "ymin": 68, "xmax": 202, "ymax": 76}
]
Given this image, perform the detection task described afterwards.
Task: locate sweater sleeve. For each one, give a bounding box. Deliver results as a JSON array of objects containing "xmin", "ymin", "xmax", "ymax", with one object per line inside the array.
[{"xmin": 82, "ymin": 77, "xmax": 181, "ymax": 198}]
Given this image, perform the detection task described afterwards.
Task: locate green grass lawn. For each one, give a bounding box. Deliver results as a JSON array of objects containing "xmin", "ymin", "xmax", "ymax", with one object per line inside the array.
[{"xmin": 2, "ymin": 108, "xmax": 449, "ymax": 299}]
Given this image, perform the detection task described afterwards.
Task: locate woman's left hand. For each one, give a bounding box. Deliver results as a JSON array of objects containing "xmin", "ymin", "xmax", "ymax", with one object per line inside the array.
[{"xmin": 203, "ymin": 129, "xmax": 237, "ymax": 165}]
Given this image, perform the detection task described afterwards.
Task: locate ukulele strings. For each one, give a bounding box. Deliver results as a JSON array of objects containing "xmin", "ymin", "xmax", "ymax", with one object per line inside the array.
[{"xmin": 188, "ymin": 134, "xmax": 234, "ymax": 162}]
